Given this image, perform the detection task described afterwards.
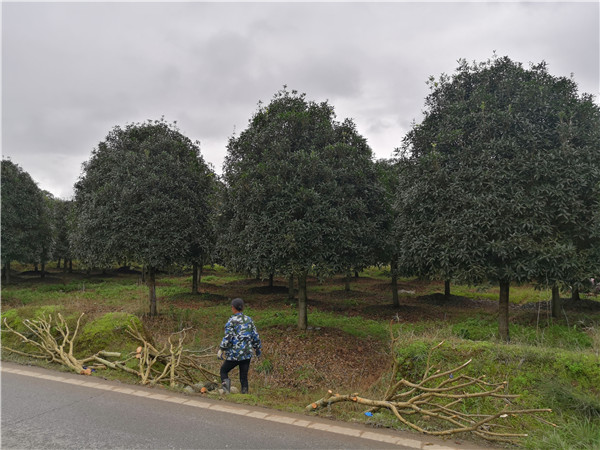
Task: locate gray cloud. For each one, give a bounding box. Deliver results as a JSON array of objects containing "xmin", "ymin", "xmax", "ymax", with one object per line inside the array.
[{"xmin": 2, "ymin": 2, "xmax": 598, "ymax": 199}]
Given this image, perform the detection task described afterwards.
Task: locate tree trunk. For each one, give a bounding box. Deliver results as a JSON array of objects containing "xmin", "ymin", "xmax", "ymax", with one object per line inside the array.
[
  {"xmin": 551, "ymin": 285, "xmax": 561, "ymax": 318},
  {"xmin": 444, "ymin": 280, "xmax": 451, "ymax": 297},
  {"xmin": 41, "ymin": 262, "xmax": 46, "ymax": 279},
  {"xmin": 57, "ymin": 258, "xmax": 61, "ymax": 269},
  {"xmin": 68, "ymin": 259, "xmax": 73, "ymax": 273},
  {"xmin": 34, "ymin": 263, "xmax": 39, "ymax": 272},
  {"xmin": 148, "ymin": 267, "xmax": 157, "ymax": 316},
  {"xmin": 4, "ymin": 262, "xmax": 10, "ymax": 284},
  {"xmin": 288, "ymin": 275, "xmax": 295, "ymax": 300},
  {"xmin": 141, "ymin": 265, "xmax": 146, "ymax": 283},
  {"xmin": 269, "ymin": 273, "xmax": 274, "ymax": 288},
  {"xmin": 355, "ymin": 271, "xmax": 359, "ymax": 278},
  {"xmin": 297, "ymin": 272, "xmax": 308, "ymax": 330},
  {"xmin": 498, "ymin": 280, "xmax": 510, "ymax": 343},
  {"xmin": 345, "ymin": 270, "xmax": 351, "ymax": 292},
  {"xmin": 192, "ymin": 262, "xmax": 199, "ymax": 294},
  {"xmin": 571, "ymin": 287, "xmax": 580, "ymax": 302},
  {"xmin": 391, "ymin": 257, "xmax": 399, "ymax": 307}
]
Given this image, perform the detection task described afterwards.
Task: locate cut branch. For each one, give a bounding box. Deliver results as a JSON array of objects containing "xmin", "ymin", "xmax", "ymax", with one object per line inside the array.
[
  {"xmin": 2, "ymin": 315, "xmax": 219, "ymax": 388},
  {"xmin": 307, "ymin": 330, "xmax": 552, "ymax": 443}
]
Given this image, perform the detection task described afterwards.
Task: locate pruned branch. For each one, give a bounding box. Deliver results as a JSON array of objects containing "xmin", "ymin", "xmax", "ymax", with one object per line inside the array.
[
  {"xmin": 2, "ymin": 314, "xmax": 219, "ymax": 388},
  {"xmin": 3, "ymin": 313, "xmax": 87, "ymax": 373},
  {"xmin": 307, "ymin": 329, "xmax": 553, "ymax": 443}
]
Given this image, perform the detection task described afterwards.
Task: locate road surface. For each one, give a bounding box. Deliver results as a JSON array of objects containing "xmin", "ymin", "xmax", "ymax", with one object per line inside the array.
[{"xmin": 1, "ymin": 362, "xmax": 476, "ymax": 449}]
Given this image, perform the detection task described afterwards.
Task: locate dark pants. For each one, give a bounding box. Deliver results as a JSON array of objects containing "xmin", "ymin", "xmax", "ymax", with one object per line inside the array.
[{"xmin": 220, "ymin": 359, "xmax": 251, "ymax": 391}]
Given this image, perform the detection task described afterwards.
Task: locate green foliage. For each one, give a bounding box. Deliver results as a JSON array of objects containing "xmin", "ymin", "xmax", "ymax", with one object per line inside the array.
[
  {"xmin": 452, "ymin": 317, "xmax": 496, "ymax": 341},
  {"xmin": 221, "ymin": 88, "xmax": 385, "ymax": 281},
  {"xmin": 254, "ymin": 357, "xmax": 273, "ymax": 375},
  {"xmin": 1, "ymin": 309, "xmax": 23, "ymax": 331},
  {"xmin": 524, "ymin": 417, "xmax": 600, "ymax": 450},
  {"xmin": 541, "ymin": 380, "xmax": 600, "ymax": 420},
  {"xmin": 71, "ymin": 119, "xmax": 216, "ymax": 271},
  {"xmin": 398, "ymin": 56, "xmax": 600, "ymax": 287},
  {"xmin": 398, "ymin": 56, "xmax": 600, "ymax": 342},
  {"xmin": 451, "ymin": 316, "xmax": 593, "ymax": 349},
  {"xmin": 51, "ymin": 198, "xmax": 74, "ymax": 265},
  {"xmin": 77, "ymin": 312, "xmax": 142, "ymax": 356},
  {"xmin": 1, "ymin": 160, "xmax": 53, "ymax": 273},
  {"xmin": 392, "ymin": 334, "xmax": 599, "ymax": 441}
]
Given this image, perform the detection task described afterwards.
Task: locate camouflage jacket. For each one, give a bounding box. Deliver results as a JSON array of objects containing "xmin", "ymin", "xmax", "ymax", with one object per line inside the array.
[{"xmin": 219, "ymin": 313, "xmax": 261, "ymax": 361}]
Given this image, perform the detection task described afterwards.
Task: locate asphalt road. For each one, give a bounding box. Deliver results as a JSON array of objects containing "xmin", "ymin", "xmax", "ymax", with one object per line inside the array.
[{"xmin": 1, "ymin": 363, "xmax": 466, "ymax": 450}]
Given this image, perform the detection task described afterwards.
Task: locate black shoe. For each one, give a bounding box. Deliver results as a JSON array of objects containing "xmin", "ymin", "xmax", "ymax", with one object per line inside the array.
[
  {"xmin": 221, "ymin": 379, "xmax": 231, "ymax": 394},
  {"xmin": 241, "ymin": 387, "xmax": 248, "ymax": 394}
]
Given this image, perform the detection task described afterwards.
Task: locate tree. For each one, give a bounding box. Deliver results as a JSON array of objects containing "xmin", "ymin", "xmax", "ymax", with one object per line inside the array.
[
  {"xmin": 72, "ymin": 119, "xmax": 216, "ymax": 315},
  {"xmin": 398, "ymin": 56, "xmax": 600, "ymax": 342},
  {"xmin": 222, "ymin": 89, "xmax": 383, "ymax": 329},
  {"xmin": 52, "ymin": 198, "xmax": 75, "ymax": 272},
  {"xmin": 1, "ymin": 160, "xmax": 52, "ymax": 283},
  {"xmin": 374, "ymin": 158, "xmax": 403, "ymax": 306},
  {"xmin": 34, "ymin": 190, "xmax": 56, "ymax": 278}
]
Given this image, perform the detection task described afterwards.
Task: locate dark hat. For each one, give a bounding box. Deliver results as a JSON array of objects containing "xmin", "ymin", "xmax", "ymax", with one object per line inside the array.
[{"xmin": 231, "ymin": 298, "xmax": 244, "ymax": 311}]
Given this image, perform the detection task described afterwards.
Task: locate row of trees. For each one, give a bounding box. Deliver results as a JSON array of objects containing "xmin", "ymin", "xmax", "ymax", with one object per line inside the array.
[
  {"xmin": 1, "ymin": 160, "xmax": 73, "ymax": 284},
  {"xmin": 3, "ymin": 56, "xmax": 599, "ymax": 341}
]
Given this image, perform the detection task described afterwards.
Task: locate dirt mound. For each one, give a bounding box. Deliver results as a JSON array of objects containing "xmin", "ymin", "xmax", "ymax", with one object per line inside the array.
[
  {"xmin": 19, "ymin": 270, "xmax": 51, "ymax": 276},
  {"xmin": 417, "ymin": 293, "xmax": 495, "ymax": 310},
  {"xmin": 249, "ymin": 285, "xmax": 289, "ymax": 295},
  {"xmin": 258, "ymin": 326, "xmax": 387, "ymax": 391},
  {"xmin": 114, "ymin": 266, "xmax": 141, "ymax": 274}
]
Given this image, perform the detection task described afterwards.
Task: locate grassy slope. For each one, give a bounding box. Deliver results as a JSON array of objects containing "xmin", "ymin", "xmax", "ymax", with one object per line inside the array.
[{"xmin": 2, "ymin": 263, "xmax": 599, "ymax": 448}]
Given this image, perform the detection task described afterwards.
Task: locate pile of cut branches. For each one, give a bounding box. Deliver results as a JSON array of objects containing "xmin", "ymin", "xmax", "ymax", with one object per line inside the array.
[
  {"xmin": 307, "ymin": 325, "xmax": 553, "ymax": 443},
  {"xmin": 2, "ymin": 313, "xmax": 218, "ymax": 387}
]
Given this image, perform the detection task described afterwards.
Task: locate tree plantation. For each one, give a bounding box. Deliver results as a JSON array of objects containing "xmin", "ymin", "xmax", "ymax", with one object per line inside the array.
[{"xmin": 2, "ymin": 57, "xmax": 599, "ymax": 337}]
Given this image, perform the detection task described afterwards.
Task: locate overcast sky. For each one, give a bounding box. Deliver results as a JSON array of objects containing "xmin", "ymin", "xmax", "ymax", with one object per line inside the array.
[{"xmin": 2, "ymin": 1, "xmax": 599, "ymax": 199}]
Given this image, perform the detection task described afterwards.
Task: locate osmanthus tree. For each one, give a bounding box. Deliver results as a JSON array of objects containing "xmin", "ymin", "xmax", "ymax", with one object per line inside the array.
[
  {"xmin": 544, "ymin": 93, "xmax": 600, "ymax": 309},
  {"xmin": 72, "ymin": 119, "xmax": 216, "ymax": 315},
  {"xmin": 398, "ymin": 56, "xmax": 600, "ymax": 342},
  {"xmin": 222, "ymin": 88, "xmax": 384, "ymax": 329},
  {"xmin": 374, "ymin": 158, "xmax": 403, "ymax": 307},
  {"xmin": 52, "ymin": 198, "xmax": 75, "ymax": 272},
  {"xmin": 1, "ymin": 160, "xmax": 53, "ymax": 283},
  {"xmin": 34, "ymin": 190, "xmax": 56, "ymax": 278}
]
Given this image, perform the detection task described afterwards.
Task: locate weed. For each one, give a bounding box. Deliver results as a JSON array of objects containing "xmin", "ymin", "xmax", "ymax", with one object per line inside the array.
[
  {"xmin": 524, "ymin": 417, "xmax": 600, "ymax": 450},
  {"xmin": 254, "ymin": 357, "xmax": 273, "ymax": 374}
]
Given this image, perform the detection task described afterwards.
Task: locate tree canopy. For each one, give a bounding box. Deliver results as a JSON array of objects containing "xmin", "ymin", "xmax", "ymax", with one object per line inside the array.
[
  {"xmin": 222, "ymin": 89, "xmax": 384, "ymax": 329},
  {"xmin": 1, "ymin": 160, "xmax": 53, "ymax": 283},
  {"xmin": 398, "ymin": 56, "xmax": 600, "ymax": 341}
]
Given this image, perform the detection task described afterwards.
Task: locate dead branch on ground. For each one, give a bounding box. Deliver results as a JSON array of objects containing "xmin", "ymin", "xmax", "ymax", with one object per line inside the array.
[
  {"xmin": 2, "ymin": 314, "xmax": 218, "ymax": 387},
  {"xmin": 306, "ymin": 323, "xmax": 553, "ymax": 443},
  {"xmin": 2, "ymin": 313, "xmax": 92, "ymax": 373}
]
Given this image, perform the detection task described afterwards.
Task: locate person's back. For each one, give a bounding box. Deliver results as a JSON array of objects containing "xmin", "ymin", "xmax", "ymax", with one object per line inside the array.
[{"xmin": 218, "ymin": 298, "xmax": 261, "ymax": 393}]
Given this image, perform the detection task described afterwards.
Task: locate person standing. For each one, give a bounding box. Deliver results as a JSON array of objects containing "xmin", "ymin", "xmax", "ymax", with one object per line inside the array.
[{"xmin": 217, "ymin": 298, "xmax": 262, "ymax": 394}]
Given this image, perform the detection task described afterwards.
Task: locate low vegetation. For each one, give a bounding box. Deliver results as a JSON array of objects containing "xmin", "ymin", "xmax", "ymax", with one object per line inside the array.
[{"xmin": 2, "ymin": 264, "xmax": 599, "ymax": 448}]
